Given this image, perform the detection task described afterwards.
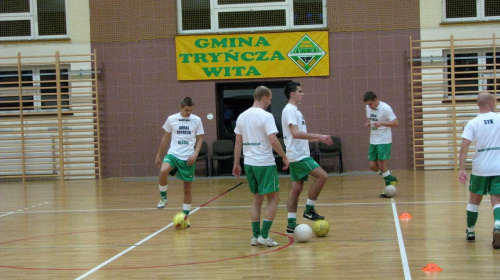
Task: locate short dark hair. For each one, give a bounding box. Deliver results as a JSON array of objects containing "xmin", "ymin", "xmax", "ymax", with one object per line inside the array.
[
  {"xmin": 181, "ymin": 97, "xmax": 195, "ymax": 107},
  {"xmin": 363, "ymin": 91, "xmax": 377, "ymax": 102},
  {"xmin": 284, "ymin": 81, "xmax": 301, "ymax": 100}
]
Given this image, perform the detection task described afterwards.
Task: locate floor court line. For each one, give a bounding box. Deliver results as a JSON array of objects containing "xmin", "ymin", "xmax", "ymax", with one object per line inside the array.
[
  {"xmin": 74, "ymin": 207, "xmax": 201, "ymax": 280},
  {"xmin": 0, "ymin": 199, "xmax": 469, "ymax": 216},
  {"xmin": 0, "ymin": 212, "xmax": 14, "ymax": 218},
  {"xmin": 75, "ymin": 182, "xmax": 243, "ymax": 279},
  {"xmin": 391, "ymin": 198, "xmax": 411, "ymax": 280}
]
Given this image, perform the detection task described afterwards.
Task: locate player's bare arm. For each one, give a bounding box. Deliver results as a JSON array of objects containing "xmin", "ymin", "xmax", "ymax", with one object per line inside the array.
[
  {"xmin": 269, "ymin": 133, "xmax": 289, "ymax": 170},
  {"xmin": 458, "ymin": 138, "xmax": 471, "ymax": 184},
  {"xmin": 155, "ymin": 132, "xmax": 171, "ymax": 168},
  {"xmin": 365, "ymin": 118, "xmax": 371, "ymax": 128},
  {"xmin": 232, "ymin": 134, "xmax": 243, "ymax": 177},
  {"xmin": 373, "ymin": 118, "xmax": 399, "ymax": 128},
  {"xmin": 289, "ymin": 124, "xmax": 333, "ymax": 145},
  {"xmin": 187, "ymin": 135, "xmax": 203, "ymax": 166}
]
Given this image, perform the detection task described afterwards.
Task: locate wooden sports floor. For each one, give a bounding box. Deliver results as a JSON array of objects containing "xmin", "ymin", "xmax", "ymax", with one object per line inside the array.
[{"xmin": 1, "ymin": 170, "xmax": 500, "ymax": 279}]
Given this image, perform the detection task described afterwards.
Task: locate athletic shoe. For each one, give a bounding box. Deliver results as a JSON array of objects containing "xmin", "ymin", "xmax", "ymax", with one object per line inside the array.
[
  {"xmin": 303, "ymin": 209, "xmax": 325, "ymax": 221},
  {"xmin": 389, "ymin": 176, "xmax": 398, "ymax": 186},
  {"xmin": 258, "ymin": 236, "xmax": 278, "ymax": 247},
  {"xmin": 466, "ymin": 229, "xmax": 475, "ymax": 241},
  {"xmin": 251, "ymin": 236, "xmax": 259, "ymax": 246},
  {"xmin": 379, "ymin": 193, "xmax": 390, "ymax": 198},
  {"xmin": 492, "ymin": 228, "xmax": 500, "ymax": 249},
  {"xmin": 286, "ymin": 225, "xmax": 296, "ymax": 234},
  {"xmin": 169, "ymin": 168, "xmax": 177, "ymax": 176},
  {"xmin": 157, "ymin": 198, "xmax": 167, "ymax": 208}
]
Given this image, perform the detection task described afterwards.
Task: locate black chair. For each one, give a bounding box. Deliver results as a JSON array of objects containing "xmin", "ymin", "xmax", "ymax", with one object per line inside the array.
[
  {"xmin": 210, "ymin": 139, "xmax": 234, "ymax": 176},
  {"xmin": 195, "ymin": 140, "xmax": 209, "ymax": 176},
  {"xmin": 318, "ymin": 136, "xmax": 343, "ymax": 173}
]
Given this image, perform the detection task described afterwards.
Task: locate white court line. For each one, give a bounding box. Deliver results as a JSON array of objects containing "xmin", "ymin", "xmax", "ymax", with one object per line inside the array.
[
  {"xmin": 391, "ymin": 198, "xmax": 411, "ymax": 280},
  {"xmin": 75, "ymin": 207, "xmax": 201, "ymax": 280},
  {"xmin": 0, "ymin": 212, "xmax": 14, "ymax": 218}
]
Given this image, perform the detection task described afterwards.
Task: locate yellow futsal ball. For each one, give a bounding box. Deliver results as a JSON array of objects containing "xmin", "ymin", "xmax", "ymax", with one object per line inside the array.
[
  {"xmin": 173, "ymin": 212, "xmax": 189, "ymax": 229},
  {"xmin": 313, "ymin": 220, "xmax": 330, "ymax": 237}
]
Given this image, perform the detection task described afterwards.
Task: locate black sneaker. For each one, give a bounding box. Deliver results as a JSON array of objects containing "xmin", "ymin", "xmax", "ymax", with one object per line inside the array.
[
  {"xmin": 303, "ymin": 209, "xmax": 324, "ymax": 221},
  {"xmin": 379, "ymin": 193, "xmax": 390, "ymax": 198},
  {"xmin": 466, "ymin": 229, "xmax": 475, "ymax": 241},
  {"xmin": 286, "ymin": 225, "xmax": 296, "ymax": 234}
]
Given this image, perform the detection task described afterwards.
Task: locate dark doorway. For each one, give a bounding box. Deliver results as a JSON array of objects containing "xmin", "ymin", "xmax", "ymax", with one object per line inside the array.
[
  {"xmin": 215, "ymin": 80, "xmax": 291, "ymax": 141},
  {"xmin": 215, "ymin": 80, "xmax": 291, "ymax": 175}
]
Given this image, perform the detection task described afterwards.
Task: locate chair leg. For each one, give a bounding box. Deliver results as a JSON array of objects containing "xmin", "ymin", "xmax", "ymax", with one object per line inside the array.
[{"xmin": 339, "ymin": 154, "xmax": 343, "ymax": 173}]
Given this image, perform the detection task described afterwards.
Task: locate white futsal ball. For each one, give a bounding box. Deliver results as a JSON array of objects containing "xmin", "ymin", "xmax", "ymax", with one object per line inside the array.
[
  {"xmin": 294, "ymin": 224, "xmax": 313, "ymax": 242},
  {"xmin": 384, "ymin": 185, "xmax": 397, "ymax": 198}
]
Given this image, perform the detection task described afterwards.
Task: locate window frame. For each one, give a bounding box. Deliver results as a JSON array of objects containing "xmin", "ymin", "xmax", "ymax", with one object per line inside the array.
[
  {"xmin": 442, "ymin": 0, "xmax": 500, "ymax": 23},
  {"xmin": 177, "ymin": 0, "xmax": 327, "ymax": 34},
  {"xmin": 0, "ymin": 66, "xmax": 71, "ymax": 113},
  {"xmin": 0, "ymin": 0, "xmax": 68, "ymax": 41},
  {"xmin": 443, "ymin": 49, "xmax": 500, "ymax": 98}
]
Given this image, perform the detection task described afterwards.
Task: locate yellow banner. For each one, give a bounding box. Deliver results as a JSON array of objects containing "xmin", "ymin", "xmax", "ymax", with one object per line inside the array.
[{"xmin": 176, "ymin": 31, "xmax": 329, "ymax": 81}]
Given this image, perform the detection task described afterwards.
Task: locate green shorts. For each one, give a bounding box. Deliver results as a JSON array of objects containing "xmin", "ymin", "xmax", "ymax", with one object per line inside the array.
[
  {"xmin": 469, "ymin": 174, "xmax": 500, "ymax": 196},
  {"xmin": 244, "ymin": 164, "xmax": 280, "ymax": 195},
  {"xmin": 368, "ymin": 143, "xmax": 392, "ymax": 161},
  {"xmin": 163, "ymin": 154, "xmax": 195, "ymax": 182},
  {"xmin": 289, "ymin": 157, "xmax": 320, "ymax": 182}
]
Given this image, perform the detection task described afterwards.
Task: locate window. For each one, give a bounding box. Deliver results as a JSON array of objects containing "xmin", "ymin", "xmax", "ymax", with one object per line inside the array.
[
  {"xmin": 0, "ymin": 0, "xmax": 67, "ymax": 40},
  {"xmin": 445, "ymin": 50, "xmax": 500, "ymax": 97},
  {"xmin": 178, "ymin": 0, "xmax": 326, "ymax": 34},
  {"xmin": 0, "ymin": 67, "xmax": 69, "ymax": 112},
  {"xmin": 443, "ymin": 0, "xmax": 500, "ymax": 22},
  {"xmin": 486, "ymin": 52, "xmax": 500, "ymax": 92}
]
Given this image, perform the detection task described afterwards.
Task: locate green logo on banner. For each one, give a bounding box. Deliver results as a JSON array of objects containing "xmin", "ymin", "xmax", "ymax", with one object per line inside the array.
[{"xmin": 288, "ymin": 35, "xmax": 325, "ymax": 74}]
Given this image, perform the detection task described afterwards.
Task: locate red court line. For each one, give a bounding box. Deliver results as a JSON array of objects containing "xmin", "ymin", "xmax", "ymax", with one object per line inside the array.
[
  {"xmin": 0, "ymin": 181, "xmax": 294, "ymax": 271},
  {"xmin": 0, "ymin": 227, "xmax": 294, "ymax": 271}
]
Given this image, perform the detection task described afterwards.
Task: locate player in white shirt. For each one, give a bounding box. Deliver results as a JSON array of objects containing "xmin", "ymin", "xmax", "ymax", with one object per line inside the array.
[
  {"xmin": 364, "ymin": 91, "xmax": 399, "ymax": 198},
  {"xmin": 233, "ymin": 86, "xmax": 289, "ymax": 247},
  {"xmin": 155, "ymin": 97, "xmax": 204, "ymax": 223},
  {"xmin": 281, "ymin": 81, "xmax": 333, "ymax": 234},
  {"xmin": 458, "ymin": 92, "xmax": 500, "ymax": 248}
]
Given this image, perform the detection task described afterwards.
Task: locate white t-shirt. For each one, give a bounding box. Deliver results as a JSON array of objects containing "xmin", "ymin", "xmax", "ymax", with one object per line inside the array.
[
  {"xmin": 281, "ymin": 103, "xmax": 310, "ymax": 162},
  {"xmin": 366, "ymin": 101, "xmax": 397, "ymax": 144},
  {"xmin": 461, "ymin": 111, "xmax": 500, "ymax": 176},
  {"xmin": 163, "ymin": 113, "xmax": 204, "ymax": 160},
  {"xmin": 234, "ymin": 107, "xmax": 278, "ymax": 166}
]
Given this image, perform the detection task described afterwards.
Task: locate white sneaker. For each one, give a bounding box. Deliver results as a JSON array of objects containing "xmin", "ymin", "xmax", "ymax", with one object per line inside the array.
[
  {"xmin": 258, "ymin": 236, "xmax": 278, "ymax": 247},
  {"xmin": 251, "ymin": 236, "xmax": 259, "ymax": 246},
  {"xmin": 157, "ymin": 198, "xmax": 167, "ymax": 208}
]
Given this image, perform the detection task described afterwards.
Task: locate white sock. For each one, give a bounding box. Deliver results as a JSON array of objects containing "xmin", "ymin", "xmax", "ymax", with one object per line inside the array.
[
  {"xmin": 306, "ymin": 199, "xmax": 315, "ymax": 206},
  {"xmin": 382, "ymin": 171, "xmax": 391, "ymax": 177},
  {"xmin": 183, "ymin": 203, "xmax": 191, "ymax": 212},
  {"xmin": 159, "ymin": 185, "xmax": 167, "ymax": 192},
  {"xmin": 288, "ymin": 212, "xmax": 297, "ymax": 219},
  {"xmin": 494, "ymin": 220, "xmax": 500, "ymax": 229},
  {"xmin": 467, "ymin": 203, "xmax": 479, "ymax": 212}
]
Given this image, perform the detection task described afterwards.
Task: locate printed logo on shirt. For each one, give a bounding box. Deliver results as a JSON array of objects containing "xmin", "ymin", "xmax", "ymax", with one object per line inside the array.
[
  {"xmin": 177, "ymin": 125, "xmax": 192, "ymax": 134},
  {"xmin": 243, "ymin": 142, "xmax": 261, "ymax": 146}
]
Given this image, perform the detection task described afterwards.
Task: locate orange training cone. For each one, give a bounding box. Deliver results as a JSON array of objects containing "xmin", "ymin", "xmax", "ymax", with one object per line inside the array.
[
  {"xmin": 422, "ymin": 263, "xmax": 442, "ymax": 272},
  {"xmin": 399, "ymin": 212, "xmax": 413, "ymax": 219}
]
